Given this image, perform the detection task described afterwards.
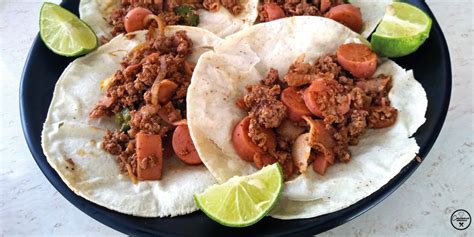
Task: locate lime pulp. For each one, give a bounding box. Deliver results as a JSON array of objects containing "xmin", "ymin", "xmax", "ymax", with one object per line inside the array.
[{"xmin": 370, "ymin": 2, "xmax": 432, "ymax": 58}]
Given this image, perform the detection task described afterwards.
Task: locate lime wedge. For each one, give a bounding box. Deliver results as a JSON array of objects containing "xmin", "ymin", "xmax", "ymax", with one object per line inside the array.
[
  {"xmin": 194, "ymin": 163, "xmax": 283, "ymax": 227},
  {"xmin": 40, "ymin": 2, "xmax": 98, "ymax": 57},
  {"xmin": 371, "ymin": 2, "xmax": 432, "ymax": 57}
]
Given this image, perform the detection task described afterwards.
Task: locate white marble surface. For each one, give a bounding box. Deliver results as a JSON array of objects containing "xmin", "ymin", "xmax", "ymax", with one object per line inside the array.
[{"xmin": 0, "ymin": 0, "xmax": 472, "ymax": 236}]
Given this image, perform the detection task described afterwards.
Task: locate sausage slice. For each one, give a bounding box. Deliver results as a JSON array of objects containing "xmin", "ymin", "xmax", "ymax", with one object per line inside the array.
[
  {"xmin": 232, "ymin": 116, "xmax": 276, "ymax": 162},
  {"xmin": 281, "ymin": 87, "xmax": 312, "ymax": 122},
  {"xmin": 136, "ymin": 132, "xmax": 163, "ymax": 180},
  {"xmin": 336, "ymin": 43, "xmax": 377, "ymax": 78},
  {"xmin": 325, "ymin": 4, "xmax": 363, "ymax": 33},
  {"xmin": 124, "ymin": 7, "xmax": 153, "ymax": 33},
  {"xmin": 261, "ymin": 3, "xmax": 286, "ymax": 22},
  {"xmin": 172, "ymin": 125, "xmax": 202, "ymax": 165}
]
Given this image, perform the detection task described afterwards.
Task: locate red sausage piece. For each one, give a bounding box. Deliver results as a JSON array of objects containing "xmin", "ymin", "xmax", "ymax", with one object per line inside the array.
[
  {"xmin": 303, "ymin": 79, "xmax": 326, "ymax": 118},
  {"xmin": 262, "ymin": 3, "xmax": 286, "ymax": 22},
  {"xmin": 124, "ymin": 7, "xmax": 153, "ymax": 33},
  {"xmin": 325, "ymin": 4, "xmax": 363, "ymax": 33},
  {"xmin": 336, "ymin": 43, "xmax": 378, "ymax": 78},
  {"xmin": 172, "ymin": 125, "xmax": 202, "ymax": 165},
  {"xmin": 232, "ymin": 116, "xmax": 276, "ymax": 162},
  {"xmin": 281, "ymin": 87, "xmax": 312, "ymax": 122},
  {"xmin": 136, "ymin": 132, "xmax": 163, "ymax": 180},
  {"xmin": 320, "ymin": 0, "xmax": 332, "ymax": 13}
]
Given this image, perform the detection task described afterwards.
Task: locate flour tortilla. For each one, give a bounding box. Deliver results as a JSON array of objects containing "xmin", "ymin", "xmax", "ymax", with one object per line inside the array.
[
  {"xmin": 187, "ymin": 16, "xmax": 427, "ymax": 219},
  {"xmin": 79, "ymin": 0, "xmax": 259, "ymax": 39},
  {"xmin": 351, "ymin": 0, "xmax": 392, "ymax": 38},
  {"xmin": 41, "ymin": 26, "xmax": 221, "ymax": 217}
]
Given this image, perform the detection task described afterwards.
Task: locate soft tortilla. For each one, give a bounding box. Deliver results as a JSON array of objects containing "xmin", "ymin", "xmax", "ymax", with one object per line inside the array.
[
  {"xmin": 351, "ymin": 0, "xmax": 392, "ymax": 38},
  {"xmin": 186, "ymin": 16, "xmax": 427, "ymax": 219},
  {"xmin": 41, "ymin": 27, "xmax": 221, "ymax": 217},
  {"xmin": 79, "ymin": 0, "xmax": 259, "ymax": 39}
]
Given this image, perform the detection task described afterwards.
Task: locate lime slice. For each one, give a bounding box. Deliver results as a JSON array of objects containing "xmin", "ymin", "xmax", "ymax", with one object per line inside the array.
[
  {"xmin": 40, "ymin": 2, "xmax": 98, "ymax": 57},
  {"xmin": 371, "ymin": 2, "xmax": 432, "ymax": 57},
  {"xmin": 194, "ymin": 163, "xmax": 283, "ymax": 227}
]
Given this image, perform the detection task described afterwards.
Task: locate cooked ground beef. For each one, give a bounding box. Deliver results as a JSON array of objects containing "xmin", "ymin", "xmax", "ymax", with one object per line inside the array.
[
  {"xmin": 102, "ymin": 130, "xmax": 138, "ymax": 175},
  {"xmin": 314, "ymin": 55, "xmax": 343, "ymax": 78},
  {"xmin": 262, "ymin": 68, "xmax": 280, "ymax": 86},
  {"xmin": 238, "ymin": 52, "xmax": 398, "ymax": 179},
  {"xmin": 243, "ymin": 83, "xmax": 287, "ymax": 129},
  {"xmin": 367, "ymin": 106, "xmax": 398, "ymax": 129},
  {"xmin": 284, "ymin": 57, "xmax": 318, "ymax": 87},
  {"xmin": 220, "ymin": 0, "xmax": 244, "ymax": 15},
  {"xmin": 91, "ymin": 30, "xmax": 194, "ymax": 179},
  {"xmin": 258, "ymin": 0, "xmax": 344, "ymax": 22},
  {"xmin": 203, "ymin": 0, "xmax": 220, "ymax": 12},
  {"xmin": 103, "ymin": 130, "xmax": 130, "ymax": 156}
]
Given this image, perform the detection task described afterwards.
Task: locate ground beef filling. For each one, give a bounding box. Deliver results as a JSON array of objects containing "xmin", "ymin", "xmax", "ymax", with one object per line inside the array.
[
  {"xmin": 258, "ymin": 0, "xmax": 345, "ymax": 22},
  {"xmin": 244, "ymin": 84, "xmax": 287, "ymax": 129},
  {"xmin": 107, "ymin": 0, "xmax": 243, "ymax": 40},
  {"xmin": 91, "ymin": 30, "xmax": 193, "ymax": 178},
  {"xmin": 238, "ymin": 54, "xmax": 397, "ymax": 179}
]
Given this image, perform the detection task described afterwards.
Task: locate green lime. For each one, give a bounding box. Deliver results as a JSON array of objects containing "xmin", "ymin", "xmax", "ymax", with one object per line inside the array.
[
  {"xmin": 39, "ymin": 2, "xmax": 98, "ymax": 57},
  {"xmin": 194, "ymin": 163, "xmax": 283, "ymax": 227},
  {"xmin": 371, "ymin": 2, "xmax": 432, "ymax": 57}
]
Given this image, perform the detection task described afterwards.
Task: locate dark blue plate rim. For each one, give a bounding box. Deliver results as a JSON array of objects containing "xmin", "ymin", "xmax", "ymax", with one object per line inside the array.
[{"xmin": 20, "ymin": 0, "xmax": 451, "ymax": 236}]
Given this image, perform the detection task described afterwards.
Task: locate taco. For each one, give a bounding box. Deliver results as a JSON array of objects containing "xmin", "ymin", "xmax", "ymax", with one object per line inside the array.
[
  {"xmin": 257, "ymin": 0, "xmax": 391, "ymax": 38},
  {"xmin": 187, "ymin": 16, "xmax": 427, "ymax": 219},
  {"xmin": 80, "ymin": 0, "xmax": 390, "ymax": 42},
  {"xmin": 79, "ymin": 0, "xmax": 259, "ymax": 40},
  {"xmin": 41, "ymin": 25, "xmax": 221, "ymax": 217}
]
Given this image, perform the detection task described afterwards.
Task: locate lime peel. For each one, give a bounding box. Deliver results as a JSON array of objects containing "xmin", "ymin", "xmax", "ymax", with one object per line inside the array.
[
  {"xmin": 40, "ymin": 2, "xmax": 98, "ymax": 57},
  {"xmin": 371, "ymin": 2, "xmax": 432, "ymax": 58},
  {"xmin": 194, "ymin": 163, "xmax": 283, "ymax": 227}
]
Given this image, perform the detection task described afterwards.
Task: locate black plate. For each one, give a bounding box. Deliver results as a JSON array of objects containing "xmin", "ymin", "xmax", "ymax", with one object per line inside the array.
[{"xmin": 20, "ymin": 0, "xmax": 451, "ymax": 236}]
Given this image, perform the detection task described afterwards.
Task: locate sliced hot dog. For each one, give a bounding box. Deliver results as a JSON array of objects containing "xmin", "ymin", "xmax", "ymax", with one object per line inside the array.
[
  {"xmin": 336, "ymin": 43, "xmax": 377, "ymax": 78},
  {"xmin": 232, "ymin": 116, "xmax": 276, "ymax": 162},
  {"xmin": 124, "ymin": 7, "xmax": 153, "ymax": 33},
  {"xmin": 312, "ymin": 152, "xmax": 330, "ymax": 175},
  {"xmin": 303, "ymin": 79, "xmax": 326, "ymax": 117},
  {"xmin": 325, "ymin": 4, "xmax": 362, "ymax": 33},
  {"xmin": 303, "ymin": 77, "xmax": 351, "ymax": 118},
  {"xmin": 281, "ymin": 87, "xmax": 312, "ymax": 122},
  {"xmin": 320, "ymin": 0, "xmax": 332, "ymax": 13},
  {"xmin": 253, "ymin": 152, "xmax": 277, "ymax": 169},
  {"xmin": 262, "ymin": 3, "xmax": 286, "ymax": 22},
  {"xmin": 136, "ymin": 132, "xmax": 163, "ymax": 180},
  {"xmin": 172, "ymin": 125, "xmax": 202, "ymax": 165}
]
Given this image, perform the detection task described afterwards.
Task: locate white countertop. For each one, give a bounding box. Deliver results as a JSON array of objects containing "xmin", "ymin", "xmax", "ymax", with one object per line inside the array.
[{"xmin": 0, "ymin": 0, "xmax": 472, "ymax": 236}]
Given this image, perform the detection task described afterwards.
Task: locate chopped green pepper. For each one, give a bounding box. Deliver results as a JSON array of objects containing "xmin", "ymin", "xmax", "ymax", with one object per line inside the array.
[
  {"xmin": 121, "ymin": 123, "xmax": 131, "ymax": 132},
  {"xmin": 174, "ymin": 5, "xmax": 199, "ymax": 26},
  {"xmin": 122, "ymin": 109, "xmax": 131, "ymax": 122},
  {"xmin": 114, "ymin": 109, "xmax": 131, "ymax": 132}
]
